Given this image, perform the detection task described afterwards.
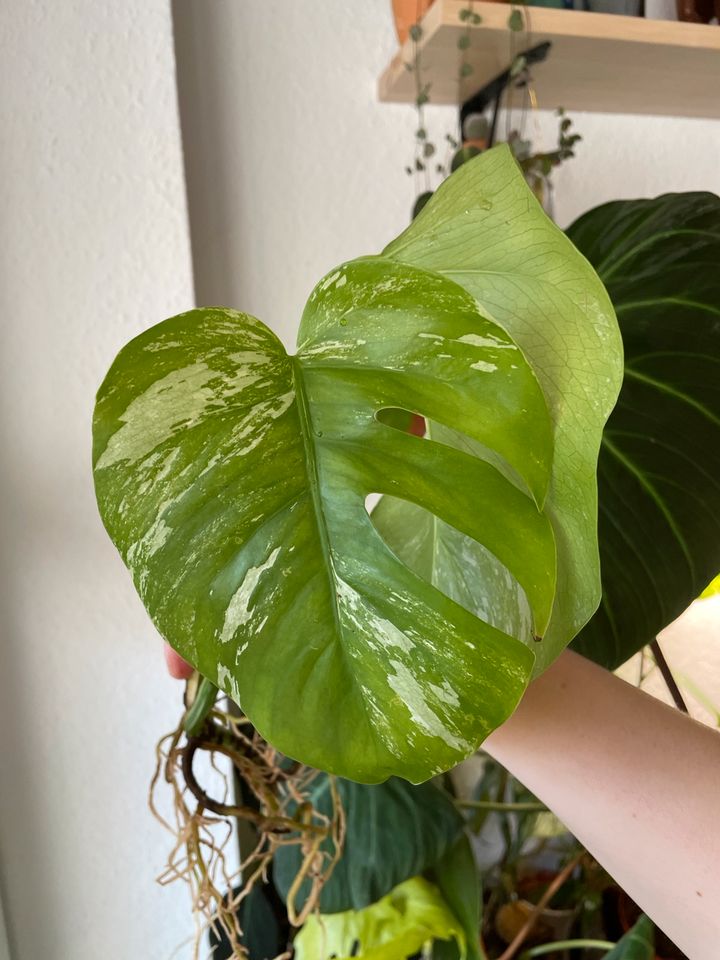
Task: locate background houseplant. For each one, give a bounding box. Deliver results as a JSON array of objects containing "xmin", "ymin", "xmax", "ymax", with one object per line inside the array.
[
  {"xmin": 92, "ymin": 146, "xmax": 719, "ymax": 958},
  {"xmin": 402, "ymin": 2, "xmax": 582, "ymax": 219}
]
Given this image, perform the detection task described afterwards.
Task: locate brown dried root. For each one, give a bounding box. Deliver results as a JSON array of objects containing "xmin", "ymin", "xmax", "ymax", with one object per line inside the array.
[{"xmin": 149, "ymin": 690, "xmax": 346, "ymax": 960}]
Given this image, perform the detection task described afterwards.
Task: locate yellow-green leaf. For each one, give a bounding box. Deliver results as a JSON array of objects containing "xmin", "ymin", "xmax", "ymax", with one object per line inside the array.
[{"xmin": 293, "ymin": 877, "xmax": 465, "ymax": 960}]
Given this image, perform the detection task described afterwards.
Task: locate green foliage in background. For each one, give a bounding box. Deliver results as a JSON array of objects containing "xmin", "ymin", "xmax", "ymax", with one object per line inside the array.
[
  {"xmin": 292, "ymin": 876, "xmax": 466, "ymax": 960},
  {"xmin": 602, "ymin": 915, "xmax": 655, "ymax": 959},
  {"xmin": 569, "ymin": 193, "xmax": 720, "ymax": 667},
  {"xmin": 273, "ymin": 775, "xmax": 462, "ymax": 914}
]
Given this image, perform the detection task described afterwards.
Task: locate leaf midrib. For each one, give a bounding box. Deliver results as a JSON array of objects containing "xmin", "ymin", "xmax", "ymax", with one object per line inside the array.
[{"xmin": 291, "ymin": 358, "xmax": 342, "ymax": 639}]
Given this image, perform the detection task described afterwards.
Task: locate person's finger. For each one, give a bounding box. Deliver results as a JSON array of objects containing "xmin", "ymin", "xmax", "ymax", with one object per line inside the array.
[{"xmin": 163, "ymin": 642, "xmax": 194, "ymax": 680}]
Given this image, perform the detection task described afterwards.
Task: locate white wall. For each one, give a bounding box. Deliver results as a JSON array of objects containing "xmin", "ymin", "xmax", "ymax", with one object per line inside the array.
[
  {"xmin": 0, "ymin": 1, "xmax": 197, "ymax": 957},
  {"xmin": 1, "ymin": 0, "xmax": 718, "ymax": 957}
]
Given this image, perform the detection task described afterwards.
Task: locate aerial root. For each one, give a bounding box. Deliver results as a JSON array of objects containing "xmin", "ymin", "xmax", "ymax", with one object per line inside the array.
[{"xmin": 149, "ymin": 697, "xmax": 345, "ymax": 960}]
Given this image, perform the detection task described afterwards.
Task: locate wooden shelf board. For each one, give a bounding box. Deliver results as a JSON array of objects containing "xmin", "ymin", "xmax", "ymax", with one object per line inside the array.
[{"xmin": 379, "ymin": 0, "xmax": 720, "ymax": 119}]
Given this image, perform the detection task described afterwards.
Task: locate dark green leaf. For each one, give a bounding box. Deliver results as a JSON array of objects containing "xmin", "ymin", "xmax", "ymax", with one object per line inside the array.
[
  {"xmin": 460, "ymin": 62, "xmax": 474, "ymax": 78},
  {"xmin": 412, "ymin": 190, "xmax": 435, "ymax": 220},
  {"xmin": 424, "ymin": 141, "xmax": 436, "ymax": 158},
  {"xmin": 603, "ymin": 915, "xmax": 654, "ymax": 959},
  {"xmin": 450, "ymin": 145, "xmax": 481, "ymax": 171},
  {"xmin": 183, "ymin": 675, "xmax": 218, "ymax": 736},
  {"xmin": 273, "ymin": 776, "xmax": 462, "ymax": 914},
  {"xmin": 458, "ymin": 33, "xmax": 471, "ymax": 50},
  {"xmin": 432, "ymin": 834, "xmax": 485, "ymax": 960},
  {"xmin": 410, "ymin": 23, "xmax": 423, "ymax": 42},
  {"xmin": 568, "ymin": 192, "xmax": 720, "ymax": 668}
]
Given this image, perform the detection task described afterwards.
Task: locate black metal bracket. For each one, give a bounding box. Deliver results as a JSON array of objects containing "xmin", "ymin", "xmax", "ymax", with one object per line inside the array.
[{"xmin": 459, "ymin": 41, "xmax": 552, "ymax": 147}]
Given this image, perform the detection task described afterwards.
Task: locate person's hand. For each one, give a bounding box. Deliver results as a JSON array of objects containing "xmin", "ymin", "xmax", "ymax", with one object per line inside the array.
[{"xmin": 163, "ymin": 641, "xmax": 193, "ymax": 680}]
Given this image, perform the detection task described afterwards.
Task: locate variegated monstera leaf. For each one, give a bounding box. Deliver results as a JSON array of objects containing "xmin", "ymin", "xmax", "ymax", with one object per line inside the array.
[{"xmin": 93, "ymin": 146, "xmax": 620, "ymax": 783}]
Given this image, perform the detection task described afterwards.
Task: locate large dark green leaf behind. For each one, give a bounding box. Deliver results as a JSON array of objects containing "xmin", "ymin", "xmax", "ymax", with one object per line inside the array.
[
  {"xmin": 568, "ymin": 192, "xmax": 720, "ymax": 668},
  {"xmin": 432, "ymin": 834, "xmax": 485, "ymax": 960},
  {"xmin": 273, "ymin": 775, "xmax": 462, "ymax": 914}
]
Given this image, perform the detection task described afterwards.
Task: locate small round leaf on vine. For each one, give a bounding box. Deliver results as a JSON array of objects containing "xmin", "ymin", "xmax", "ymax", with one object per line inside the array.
[{"xmin": 508, "ymin": 8, "xmax": 524, "ymax": 31}]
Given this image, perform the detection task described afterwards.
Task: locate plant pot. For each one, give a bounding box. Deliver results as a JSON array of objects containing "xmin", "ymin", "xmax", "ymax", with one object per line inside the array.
[
  {"xmin": 391, "ymin": 0, "xmax": 434, "ymax": 44},
  {"xmin": 496, "ymin": 899, "xmax": 575, "ymax": 948}
]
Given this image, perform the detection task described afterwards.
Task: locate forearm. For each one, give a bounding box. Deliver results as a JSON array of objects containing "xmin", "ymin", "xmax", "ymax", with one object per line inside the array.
[{"xmin": 484, "ymin": 649, "xmax": 720, "ymax": 960}]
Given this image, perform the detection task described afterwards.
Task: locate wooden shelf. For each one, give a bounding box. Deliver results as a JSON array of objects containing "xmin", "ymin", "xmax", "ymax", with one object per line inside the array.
[{"xmin": 379, "ymin": 0, "xmax": 720, "ymax": 118}]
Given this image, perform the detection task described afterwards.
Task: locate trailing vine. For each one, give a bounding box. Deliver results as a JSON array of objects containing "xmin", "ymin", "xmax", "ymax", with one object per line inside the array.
[{"xmin": 404, "ymin": 0, "xmax": 581, "ymax": 218}]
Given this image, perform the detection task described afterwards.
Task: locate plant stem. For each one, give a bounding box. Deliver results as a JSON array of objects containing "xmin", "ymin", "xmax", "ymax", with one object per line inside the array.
[
  {"xmin": 459, "ymin": 800, "xmax": 548, "ymax": 813},
  {"xmin": 650, "ymin": 638, "xmax": 689, "ymax": 714},
  {"xmin": 520, "ymin": 940, "xmax": 615, "ymax": 958},
  {"xmin": 496, "ymin": 850, "xmax": 585, "ymax": 960},
  {"xmin": 183, "ymin": 675, "xmax": 218, "ymax": 736},
  {"xmin": 181, "ymin": 738, "xmax": 326, "ymax": 836}
]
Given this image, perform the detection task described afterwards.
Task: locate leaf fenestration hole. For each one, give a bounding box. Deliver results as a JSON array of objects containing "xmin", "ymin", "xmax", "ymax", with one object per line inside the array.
[
  {"xmin": 375, "ymin": 407, "xmax": 426, "ymax": 437},
  {"xmin": 374, "ymin": 407, "xmax": 532, "ymax": 501},
  {"xmin": 366, "ymin": 493, "xmax": 533, "ymax": 642}
]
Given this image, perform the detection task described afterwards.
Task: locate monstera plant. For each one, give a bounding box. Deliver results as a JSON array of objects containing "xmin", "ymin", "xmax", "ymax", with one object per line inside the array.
[{"xmin": 92, "ymin": 146, "xmax": 720, "ymax": 959}]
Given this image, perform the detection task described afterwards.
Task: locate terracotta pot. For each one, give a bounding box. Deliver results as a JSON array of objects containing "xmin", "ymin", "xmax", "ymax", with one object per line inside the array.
[{"xmin": 391, "ymin": 0, "xmax": 434, "ymax": 44}]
